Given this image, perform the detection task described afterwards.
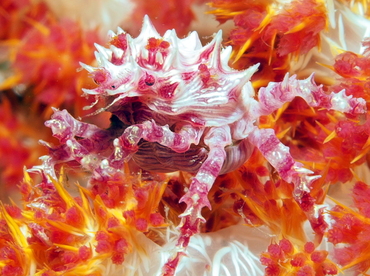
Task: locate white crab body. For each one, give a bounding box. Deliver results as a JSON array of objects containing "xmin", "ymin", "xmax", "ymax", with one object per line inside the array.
[{"xmin": 81, "ymin": 15, "xmax": 259, "ymax": 129}]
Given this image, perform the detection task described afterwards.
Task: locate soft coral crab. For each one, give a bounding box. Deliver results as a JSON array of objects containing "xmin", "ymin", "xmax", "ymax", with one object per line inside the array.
[{"xmin": 39, "ymin": 16, "xmax": 366, "ymax": 275}]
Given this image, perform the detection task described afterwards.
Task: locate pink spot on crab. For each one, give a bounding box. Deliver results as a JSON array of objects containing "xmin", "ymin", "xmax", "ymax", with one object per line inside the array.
[{"xmin": 92, "ymin": 69, "xmax": 109, "ymax": 85}]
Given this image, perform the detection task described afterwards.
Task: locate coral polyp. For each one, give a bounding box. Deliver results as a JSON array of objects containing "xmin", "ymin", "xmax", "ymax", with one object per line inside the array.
[{"xmin": 32, "ymin": 16, "xmax": 367, "ymax": 275}]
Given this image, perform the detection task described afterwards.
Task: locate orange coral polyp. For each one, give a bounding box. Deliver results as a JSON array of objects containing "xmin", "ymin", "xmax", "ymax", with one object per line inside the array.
[
  {"xmin": 9, "ymin": 14, "xmax": 100, "ymax": 118},
  {"xmin": 65, "ymin": 206, "xmax": 85, "ymax": 228},
  {"xmin": 109, "ymin": 33, "xmax": 128, "ymax": 50},
  {"xmin": 11, "ymin": 168, "xmax": 168, "ymax": 274},
  {"xmin": 327, "ymin": 183, "xmax": 370, "ymax": 273},
  {"xmin": 261, "ymin": 237, "xmax": 338, "ymax": 276},
  {"xmin": 146, "ymin": 37, "xmax": 170, "ymax": 51},
  {"xmin": 210, "ymin": 0, "xmax": 327, "ymax": 83}
]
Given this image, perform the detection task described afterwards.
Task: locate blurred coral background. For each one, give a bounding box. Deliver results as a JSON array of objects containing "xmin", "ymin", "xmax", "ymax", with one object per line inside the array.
[{"xmin": 1, "ymin": 0, "xmax": 370, "ymax": 275}]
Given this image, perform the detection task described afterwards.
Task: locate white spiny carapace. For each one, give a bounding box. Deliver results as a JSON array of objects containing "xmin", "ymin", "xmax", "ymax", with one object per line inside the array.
[
  {"xmin": 80, "ymin": 16, "xmax": 259, "ymax": 128},
  {"xmin": 35, "ymin": 16, "xmax": 366, "ymax": 276}
]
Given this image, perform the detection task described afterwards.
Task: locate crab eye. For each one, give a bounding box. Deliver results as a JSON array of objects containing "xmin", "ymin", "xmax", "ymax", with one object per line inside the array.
[
  {"xmin": 144, "ymin": 74, "xmax": 155, "ymax": 86},
  {"xmin": 145, "ymin": 81, "xmax": 154, "ymax": 86},
  {"xmin": 111, "ymin": 85, "xmax": 116, "ymax": 89}
]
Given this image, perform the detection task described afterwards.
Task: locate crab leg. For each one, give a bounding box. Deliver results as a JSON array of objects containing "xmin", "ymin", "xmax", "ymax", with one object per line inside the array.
[
  {"xmin": 32, "ymin": 109, "xmax": 120, "ymax": 178},
  {"xmin": 248, "ymin": 126, "xmax": 336, "ymax": 238},
  {"xmin": 163, "ymin": 125, "xmax": 232, "ymax": 276},
  {"xmin": 113, "ymin": 120, "xmax": 204, "ymax": 162},
  {"xmin": 249, "ymin": 127, "xmax": 319, "ymax": 191},
  {"xmin": 256, "ymin": 73, "xmax": 366, "ymax": 116}
]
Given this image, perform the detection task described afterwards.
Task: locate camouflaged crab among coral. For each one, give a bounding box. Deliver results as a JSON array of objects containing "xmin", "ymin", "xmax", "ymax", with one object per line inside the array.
[{"xmin": 30, "ymin": 15, "xmax": 367, "ymax": 275}]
